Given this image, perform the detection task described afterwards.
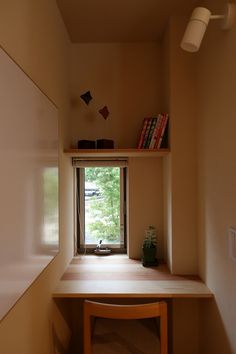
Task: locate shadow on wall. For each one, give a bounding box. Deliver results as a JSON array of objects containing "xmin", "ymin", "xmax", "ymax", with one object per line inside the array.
[
  {"xmin": 199, "ymin": 299, "xmax": 231, "ymax": 354},
  {"xmin": 52, "ymin": 301, "xmax": 71, "ymax": 354}
]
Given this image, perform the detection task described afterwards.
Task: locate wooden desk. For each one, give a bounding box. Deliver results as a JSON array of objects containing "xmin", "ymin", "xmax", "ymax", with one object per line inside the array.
[
  {"xmin": 53, "ymin": 256, "xmax": 213, "ymax": 354},
  {"xmin": 53, "ymin": 255, "xmax": 213, "ymax": 299}
]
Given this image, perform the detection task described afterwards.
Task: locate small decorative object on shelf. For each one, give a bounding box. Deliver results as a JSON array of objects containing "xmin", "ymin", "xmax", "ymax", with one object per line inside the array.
[
  {"xmin": 77, "ymin": 139, "xmax": 114, "ymax": 149},
  {"xmin": 142, "ymin": 226, "xmax": 158, "ymax": 267},
  {"xmin": 96, "ymin": 139, "xmax": 114, "ymax": 149},
  {"xmin": 78, "ymin": 140, "xmax": 96, "ymax": 149},
  {"xmin": 137, "ymin": 113, "xmax": 169, "ymax": 149}
]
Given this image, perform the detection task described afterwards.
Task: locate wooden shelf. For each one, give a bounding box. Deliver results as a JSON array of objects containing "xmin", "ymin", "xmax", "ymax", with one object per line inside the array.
[{"xmin": 64, "ymin": 148, "xmax": 170, "ymax": 158}]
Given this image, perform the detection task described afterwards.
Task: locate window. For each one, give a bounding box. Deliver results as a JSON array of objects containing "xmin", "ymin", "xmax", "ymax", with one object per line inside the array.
[{"xmin": 74, "ymin": 159, "xmax": 127, "ymax": 253}]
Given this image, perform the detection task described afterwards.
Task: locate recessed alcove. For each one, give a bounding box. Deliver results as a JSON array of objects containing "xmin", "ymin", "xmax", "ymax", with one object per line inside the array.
[{"xmin": 67, "ymin": 24, "xmax": 197, "ymax": 275}]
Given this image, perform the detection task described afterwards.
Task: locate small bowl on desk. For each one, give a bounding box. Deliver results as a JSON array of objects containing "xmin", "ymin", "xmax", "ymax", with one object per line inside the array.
[{"xmin": 94, "ymin": 248, "xmax": 111, "ymax": 256}]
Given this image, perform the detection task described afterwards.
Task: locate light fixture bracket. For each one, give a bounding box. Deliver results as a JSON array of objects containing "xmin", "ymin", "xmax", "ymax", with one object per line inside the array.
[{"xmin": 221, "ymin": 3, "xmax": 236, "ymax": 29}]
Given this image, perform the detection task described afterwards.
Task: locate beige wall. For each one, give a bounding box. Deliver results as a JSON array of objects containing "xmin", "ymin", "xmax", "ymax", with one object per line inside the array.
[
  {"xmin": 69, "ymin": 42, "xmax": 161, "ymax": 148},
  {"xmin": 167, "ymin": 1, "xmax": 236, "ymax": 353},
  {"xmin": 2, "ymin": 2, "xmax": 235, "ymax": 353},
  {"xmin": 166, "ymin": 8, "xmax": 236, "ymax": 352},
  {"xmin": 163, "ymin": 17, "xmax": 198, "ymax": 274},
  {"xmin": 128, "ymin": 157, "xmax": 164, "ymax": 259},
  {"xmin": 0, "ymin": 1, "xmax": 73, "ymax": 354},
  {"xmin": 161, "ymin": 22, "xmax": 173, "ymax": 270},
  {"xmin": 196, "ymin": 0, "xmax": 236, "ymax": 352},
  {"xmin": 69, "ymin": 42, "xmax": 165, "ymax": 260},
  {"xmin": 160, "ymin": 17, "xmax": 199, "ymax": 354}
]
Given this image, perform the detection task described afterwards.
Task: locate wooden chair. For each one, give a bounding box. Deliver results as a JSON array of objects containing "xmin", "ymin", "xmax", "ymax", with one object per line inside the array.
[{"xmin": 83, "ymin": 300, "xmax": 168, "ymax": 354}]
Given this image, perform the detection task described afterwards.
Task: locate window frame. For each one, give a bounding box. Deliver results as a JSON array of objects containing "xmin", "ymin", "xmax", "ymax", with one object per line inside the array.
[{"xmin": 74, "ymin": 160, "xmax": 127, "ymax": 254}]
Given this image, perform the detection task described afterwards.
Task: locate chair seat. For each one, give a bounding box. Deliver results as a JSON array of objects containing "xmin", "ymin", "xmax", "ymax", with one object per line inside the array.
[{"xmin": 92, "ymin": 318, "xmax": 160, "ymax": 354}]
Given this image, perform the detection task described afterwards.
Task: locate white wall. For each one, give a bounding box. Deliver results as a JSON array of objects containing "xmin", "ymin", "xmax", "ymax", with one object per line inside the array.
[
  {"xmin": 128, "ymin": 157, "xmax": 164, "ymax": 259},
  {"xmin": 196, "ymin": 0, "xmax": 236, "ymax": 352},
  {"xmin": 159, "ymin": 17, "xmax": 200, "ymax": 354},
  {"xmin": 164, "ymin": 8, "xmax": 236, "ymax": 351},
  {"xmin": 162, "ymin": 17, "xmax": 198, "ymax": 274},
  {"xmin": 0, "ymin": 1, "xmax": 73, "ymax": 353}
]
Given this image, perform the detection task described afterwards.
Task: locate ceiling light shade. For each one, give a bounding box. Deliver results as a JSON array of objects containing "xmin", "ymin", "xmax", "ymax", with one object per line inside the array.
[{"xmin": 181, "ymin": 7, "xmax": 211, "ymax": 53}]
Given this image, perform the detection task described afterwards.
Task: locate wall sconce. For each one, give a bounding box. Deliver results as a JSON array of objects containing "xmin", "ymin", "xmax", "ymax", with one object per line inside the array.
[{"xmin": 181, "ymin": 3, "xmax": 236, "ymax": 52}]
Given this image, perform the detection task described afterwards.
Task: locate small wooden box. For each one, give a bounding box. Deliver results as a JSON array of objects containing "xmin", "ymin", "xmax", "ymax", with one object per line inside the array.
[
  {"xmin": 78, "ymin": 140, "xmax": 96, "ymax": 149},
  {"xmin": 96, "ymin": 139, "xmax": 114, "ymax": 149}
]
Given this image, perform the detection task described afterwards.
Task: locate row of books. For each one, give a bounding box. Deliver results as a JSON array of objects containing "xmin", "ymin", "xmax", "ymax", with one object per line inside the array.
[{"xmin": 137, "ymin": 114, "xmax": 169, "ymax": 149}]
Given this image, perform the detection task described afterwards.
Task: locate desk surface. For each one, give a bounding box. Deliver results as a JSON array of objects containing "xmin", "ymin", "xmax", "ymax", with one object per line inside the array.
[{"xmin": 53, "ymin": 255, "xmax": 213, "ymax": 299}]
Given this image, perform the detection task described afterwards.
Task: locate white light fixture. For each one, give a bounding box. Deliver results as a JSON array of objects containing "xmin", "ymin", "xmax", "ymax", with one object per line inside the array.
[{"xmin": 181, "ymin": 3, "xmax": 236, "ymax": 52}]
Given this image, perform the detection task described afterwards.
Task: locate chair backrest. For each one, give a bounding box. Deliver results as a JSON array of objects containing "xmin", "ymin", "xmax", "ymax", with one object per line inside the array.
[{"xmin": 83, "ymin": 300, "xmax": 168, "ymax": 354}]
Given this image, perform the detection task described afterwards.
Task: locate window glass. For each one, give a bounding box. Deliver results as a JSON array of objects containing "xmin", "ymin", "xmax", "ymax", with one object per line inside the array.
[{"xmin": 76, "ymin": 165, "xmax": 126, "ymax": 252}]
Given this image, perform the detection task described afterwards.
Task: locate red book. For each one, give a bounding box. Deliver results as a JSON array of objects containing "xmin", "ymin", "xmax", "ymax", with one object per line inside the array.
[
  {"xmin": 137, "ymin": 118, "xmax": 149, "ymax": 148},
  {"xmin": 149, "ymin": 114, "xmax": 162, "ymax": 149},
  {"xmin": 144, "ymin": 117, "xmax": 157, "ymax": 148},
  {"xmin": 154, "ymin": 114, "xmax": 164, "ymax": 148},
  {"xmin": 156, "ymin": 113, "xmax": 169, "ymax": 149},
  {"xmin": 141, "ymin": 118, "xmax": 153, "ymax": 148}
]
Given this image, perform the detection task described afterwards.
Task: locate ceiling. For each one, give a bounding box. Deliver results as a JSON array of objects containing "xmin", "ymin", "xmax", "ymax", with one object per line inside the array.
[{"xmin": 56, "ymin": 0, "xmax": 199, "ymax": 43}]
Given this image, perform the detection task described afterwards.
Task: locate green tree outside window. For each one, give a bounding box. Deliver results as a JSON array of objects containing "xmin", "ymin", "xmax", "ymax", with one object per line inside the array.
[{"xmin": 85, "ymin": 167, "xmax": 120, "ymax": 242}]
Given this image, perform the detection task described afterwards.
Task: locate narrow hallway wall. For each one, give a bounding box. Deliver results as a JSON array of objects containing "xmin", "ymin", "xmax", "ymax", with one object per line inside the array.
[{"xmin": 0, "ymin": 1, "xmax": 73, "ymax": 353}]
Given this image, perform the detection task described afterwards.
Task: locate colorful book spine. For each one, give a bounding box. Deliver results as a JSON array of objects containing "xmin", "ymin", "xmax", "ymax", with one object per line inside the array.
[
  {"xmin": 145, "ymin": 117, "xmax": 157, "ymax": 148},
  {"xmin": 155, "ymin": 113, "xmax": 168, "ymax": 149},
  {"xmin": 154, "ymin": 114, "xmax": 164, "ymax": 148},
  {"xmin": 157, "ymin": 113, "xmax": 169, "ymax": 149},
  {"xmin": 137, "ymin": 114, "xmax": 169, "ymax": 149},
  {"xmin": 137, "ymin": 118, "xmax": 149, "ymax": 148},
  {"xmin": 142, "ymin": 118, "xmax": 152, "ymax": 148},
  {"xmin": 149, "ymin": 114, "xmax": 162, "ymax": 149}
]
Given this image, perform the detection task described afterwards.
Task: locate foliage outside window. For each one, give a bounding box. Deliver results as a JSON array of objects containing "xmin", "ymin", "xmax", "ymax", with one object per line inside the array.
[
  {"xmin": 76, "ymin": 162, "xmax": 126, "ymax": 252},
  {"xmin": 85, "ymin": 167, "xmax": 120, "ymax": 243}
]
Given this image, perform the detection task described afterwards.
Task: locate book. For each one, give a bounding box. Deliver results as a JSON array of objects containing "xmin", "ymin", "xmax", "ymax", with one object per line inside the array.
[
  {"xmin": 137, "ymin": 114, "xmax": 169, "ymax": 149},
  {"xmin": 153, "ymin": 114, "xmax": 164, "ymax": 149},
  {"xmin": 159, "ymin": 118, "xmax": 169, "ymax": 148},
  {"xmin": 141, "ymin": 118, "xmax": 153, "ymax": 148},
  {"xmin": 137, "ymin": 118, "xmax": 149, "ymax": 148},
  {"xmin": 144, "ymin": 117, "xmax": 157, "ymax": 148},
  {"xmin": 149, "ymin": 114, "xmax": 162, "ymax": 149},
  {"xmin": 156, "ymin": 113, "xmax": 169, "ymax": 149}
]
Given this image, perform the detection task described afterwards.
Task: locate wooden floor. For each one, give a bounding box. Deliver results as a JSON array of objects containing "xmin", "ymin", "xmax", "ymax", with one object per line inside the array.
[{"xmin": 53, "ymin": 255, "xmax": 213, "ymax": 299}]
